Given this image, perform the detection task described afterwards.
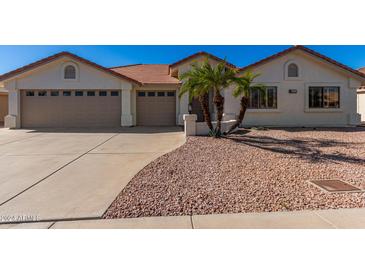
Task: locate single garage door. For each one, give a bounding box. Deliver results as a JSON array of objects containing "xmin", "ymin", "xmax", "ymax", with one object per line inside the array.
[
  {"xmin": 136, "ymin": 90, "xmax": 176, "ymax": 126},
  {"xmin": 21, "ymin": 90, "xmax": 121, "ymax": 128}
]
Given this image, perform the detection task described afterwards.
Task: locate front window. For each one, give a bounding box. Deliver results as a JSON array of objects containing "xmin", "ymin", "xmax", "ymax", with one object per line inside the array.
[
  {"xmin": 248, "ymin": 87, "xmax": 277, "ymax": 109},
  {"xmin": 309, "ymin": 86, "xmax": 340, "ymax": 108}
]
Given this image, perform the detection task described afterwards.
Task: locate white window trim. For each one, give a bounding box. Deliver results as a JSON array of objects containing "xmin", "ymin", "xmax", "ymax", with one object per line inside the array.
[
  {"xmin": 304, "ymin": 82, "xmax": 344, "ymax": 113},
  {"xmin": 61, "ymin": 61, "xmax": 79, "ymax": 82},
  {"xmin": 247, "ymin": 109, "xmax": 281, "ymax": 113},
  {"xmin": 284, "ymin": 60, "xmax": 302, "ymax": 81},
  {"xmin": 246, "ymin": 82, "xmax": 282, "ymax": 113}
]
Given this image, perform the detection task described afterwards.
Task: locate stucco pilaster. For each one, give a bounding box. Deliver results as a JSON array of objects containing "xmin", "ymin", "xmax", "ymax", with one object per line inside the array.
[
  {"xmin": 121, "ymin": 86, "xmax": 133, "ymax": 126},
  {"xmin": 223, "ymin": 86, "xmax": 238, "ymax": 121},
  {"xmin": 4, "ymin": 80, "xmax": 20, "ymax": 128},
  {"xmin": 178, "ymin": 90, "xmax": 189, "ymax": 125}
]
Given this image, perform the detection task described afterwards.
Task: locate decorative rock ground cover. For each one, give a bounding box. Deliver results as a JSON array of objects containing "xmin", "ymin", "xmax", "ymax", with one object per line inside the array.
[{"xmin": 104, "ymin": 128, "xmax": 365, "ymax": 218}]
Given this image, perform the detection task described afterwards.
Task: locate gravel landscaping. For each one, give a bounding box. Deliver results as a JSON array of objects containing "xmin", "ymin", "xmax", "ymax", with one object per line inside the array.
[{"xmin": 104, "ymin": 127, "xmax": 365, "ymax": 218}]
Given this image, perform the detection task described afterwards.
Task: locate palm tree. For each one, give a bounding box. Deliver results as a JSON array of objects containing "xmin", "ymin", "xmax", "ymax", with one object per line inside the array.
[
  {"xmin": 179, "ymin": 59, "xmax": 237, "ymax": 137},
  {"xmin": 179, "ymin": 62, "xmax": 213, "ymax": 131},
  {"xmin": 225, "ymin": 71, "xmax": 265, "ymax": 135}
]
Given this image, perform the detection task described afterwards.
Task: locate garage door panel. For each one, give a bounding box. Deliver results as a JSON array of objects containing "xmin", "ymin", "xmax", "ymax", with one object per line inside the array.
[
  {"xmin": 136, "ymin": 91, "xmax": 176, "ymax": 126},
  {"xmin": 21, "ymin": 91, "xmax": 121, "ymax": 128},
  {"xmin": 21, "ymin": 96, "xmax": 52, "ymax": 127}
]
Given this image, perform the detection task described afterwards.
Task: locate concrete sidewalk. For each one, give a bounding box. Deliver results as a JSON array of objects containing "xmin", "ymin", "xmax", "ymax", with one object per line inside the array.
[{"xmin": 1, "ymin": 207, "xmax": 365, "ymax": 229}]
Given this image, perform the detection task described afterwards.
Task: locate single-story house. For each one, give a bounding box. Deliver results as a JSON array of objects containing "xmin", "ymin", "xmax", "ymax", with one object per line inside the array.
[
  {"xmin": 0, "ymin": 45, "xmax": 364, "ymax": 129},
  {"xmin": 357, "ymin": 67, "xmax": 365, "ymax": 123}
]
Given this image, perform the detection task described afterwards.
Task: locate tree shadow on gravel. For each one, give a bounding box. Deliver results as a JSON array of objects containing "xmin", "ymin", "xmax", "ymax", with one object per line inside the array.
[
  {"xmin": 227, "ymin": 133, "xmax": 365, "ymax": 165},
  {"xmin": 267, "ymin": 127, "xmax": 365, "ymax": 133}
]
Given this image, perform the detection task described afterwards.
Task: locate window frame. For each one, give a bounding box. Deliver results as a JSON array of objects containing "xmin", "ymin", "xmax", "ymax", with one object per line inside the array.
[
  {"xmin": 246, "ymin": 83, "xmax": 281, "ymax": 113},
  {"xmin": 308, "ymin": 86, "xmax": 340, "ymax": 109},
  {"xmin": 61, "ymin": 62, "xmax": 79, "ymax": 81},
  {"xmin": 287, "ymin": 63, "xmax": 299, "ymax": 78},
  {"xmin": 50, "ymin": 91, "xmax": 59, "ymax": 97},
  {"xmin": 38, "ymin": 91, "xmax": 47, "ymax": 96},
  {"xmin": 64, "ymin": 65, "xmax": 76, "ymax": 80},
  {"xmin": 284, "ymin": 60, "xmax": 301, "ymax": 81},
  {"xmin": 247, "ymin": 86, "xmax": 278, "ymax": 110},
  {"xmin": 305, "ymin": 83, "xmax": 343, "ymax": 112}
]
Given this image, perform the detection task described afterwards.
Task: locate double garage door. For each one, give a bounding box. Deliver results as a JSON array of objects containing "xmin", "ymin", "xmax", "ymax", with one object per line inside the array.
[
  {"xmin": 21, "ymin": 90, "xmax": 121, "ymax": 128},
  {"xmin": 136, "ymin": 90, "xmax": 176, "ymax": 126},
  {"xmin": 21, "ymin": 89, "xmax": 176, "ymax": 128}
]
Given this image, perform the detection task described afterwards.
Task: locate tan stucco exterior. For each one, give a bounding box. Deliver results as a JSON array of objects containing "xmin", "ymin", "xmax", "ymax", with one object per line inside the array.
[{"xmin": 224, "ymin": 50, "xmax": 362, "ymax": 127}]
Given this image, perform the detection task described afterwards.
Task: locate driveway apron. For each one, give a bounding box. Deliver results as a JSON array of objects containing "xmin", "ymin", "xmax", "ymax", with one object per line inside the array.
[{"xmin": 0, "ymin": 127, "xmax": 184, "ymax": 223}]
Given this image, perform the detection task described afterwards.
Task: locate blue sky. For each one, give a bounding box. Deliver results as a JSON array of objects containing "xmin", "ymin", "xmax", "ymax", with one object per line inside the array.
[{"xmin": 1, "ymin": 45, "xmax": 365, "ymax": 75}]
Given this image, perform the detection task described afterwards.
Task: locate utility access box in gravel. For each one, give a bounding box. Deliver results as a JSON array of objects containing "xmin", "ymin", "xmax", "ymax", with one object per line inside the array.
[{"xmin": 309, "ymin": 179, "xmax": 362, "ymax": 193}]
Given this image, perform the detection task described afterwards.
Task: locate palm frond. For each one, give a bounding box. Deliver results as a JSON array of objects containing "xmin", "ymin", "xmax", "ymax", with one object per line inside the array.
[
  {"xmin": 231, "ymin": 71, "xmax": 264, "ymax": 98},
  {"xmin": 179, "ymin": 58, "xmax": 240, "ymax": 104}
]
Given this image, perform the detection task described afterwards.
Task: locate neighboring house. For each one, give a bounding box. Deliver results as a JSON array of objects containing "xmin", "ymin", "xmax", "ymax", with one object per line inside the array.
[
  {"xmin": 357, "ymin": 67, "xmax": 365, "ymax": 123},
  {"xmin": 0, "ymin": 87, "xmax": 8, "ymax": 124},
  {"xmin": 0, "ymin": 45, "xmax": 364, "ymax": 129}
]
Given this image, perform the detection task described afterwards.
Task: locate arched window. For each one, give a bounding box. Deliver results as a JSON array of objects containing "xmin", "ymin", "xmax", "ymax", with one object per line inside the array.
[
  {"xmin": 288, "ymin": 63, "xmax": 299, "ymax": 77},
  {"xmin": 64, "ymin": 65, "xmax": 76, "ymax": 79}
]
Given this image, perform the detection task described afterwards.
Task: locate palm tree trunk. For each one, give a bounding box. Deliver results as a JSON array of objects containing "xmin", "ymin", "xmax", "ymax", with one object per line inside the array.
[
  {"xmin": 213, "ymin": 91, "xmax": 224, "ymax": 136},
  {"xmin": 198, "ymin": 93, "xmax": 213, "ymax": 131},
  {"xmin": 225, "ymin": 96, "xmax": 249, "ymax": 135}
]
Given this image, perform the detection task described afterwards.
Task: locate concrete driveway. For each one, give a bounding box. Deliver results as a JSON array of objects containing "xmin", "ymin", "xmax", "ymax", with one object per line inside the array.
[{"xmin": 0, "ymin": 127, "xmax": 184, "ymax": 223}]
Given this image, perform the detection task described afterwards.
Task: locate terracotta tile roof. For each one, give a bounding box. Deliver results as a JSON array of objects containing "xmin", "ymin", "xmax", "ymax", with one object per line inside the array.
[
  {"xmin": 239, "ymin": 45, "xmax": 365, "ymax": 79},
  {"xmin": 111, "ymin": 64, "xmax": 180, "ymax": 85},
  {"xmin": 170, "ymin": 51, "xmax": 236, "ymax": 69},
  {"xmin": 358, "ymin": 67, "xmax": 365, "ymax": 74},
  {"xmin": 0, "ymin": 52, "xmax": 141, "ymax": 85}
]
